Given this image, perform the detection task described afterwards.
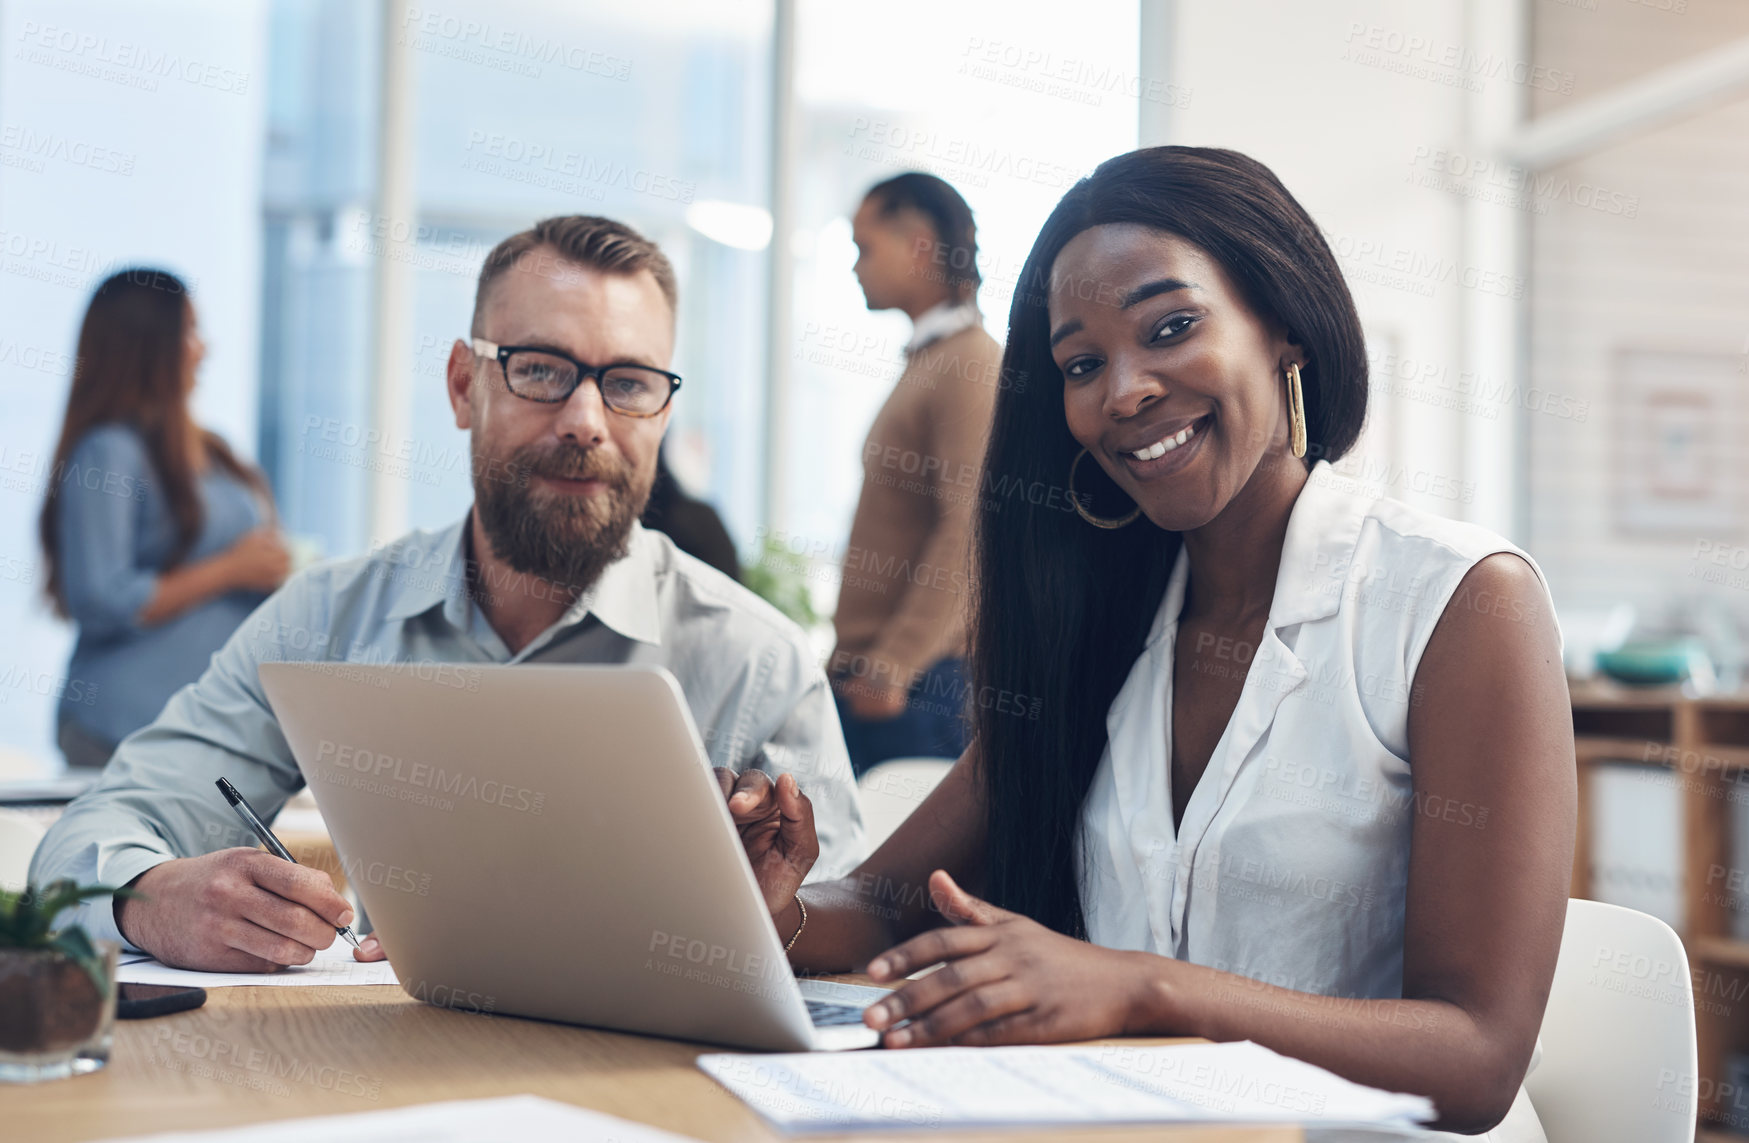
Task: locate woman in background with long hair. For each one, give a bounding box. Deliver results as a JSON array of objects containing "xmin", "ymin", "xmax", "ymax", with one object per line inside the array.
[
  {"xmin": 40, "ymin": 268, "xmax": 289, "ymax": 770},
  {"xmin": 720, "ymin": 148, "xmax": 1574, "ymax": 1140}
]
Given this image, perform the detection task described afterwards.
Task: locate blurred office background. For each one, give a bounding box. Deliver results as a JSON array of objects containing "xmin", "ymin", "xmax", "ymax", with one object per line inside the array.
[{"xmin": 4, "ymin": 0, "xmax": 1749, "ymax": 1007}]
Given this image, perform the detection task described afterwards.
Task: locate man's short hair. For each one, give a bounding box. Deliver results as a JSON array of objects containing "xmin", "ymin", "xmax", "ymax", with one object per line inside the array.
[{"xmin": 471, "ymin": 215, "xmax": 679, "ymax": 334}]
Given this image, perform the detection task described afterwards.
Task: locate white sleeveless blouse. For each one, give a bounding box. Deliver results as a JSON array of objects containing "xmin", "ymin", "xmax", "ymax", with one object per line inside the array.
[{"xmin": 1078, "ymin": 460, "xmax": 1553, "ymax": 1142}]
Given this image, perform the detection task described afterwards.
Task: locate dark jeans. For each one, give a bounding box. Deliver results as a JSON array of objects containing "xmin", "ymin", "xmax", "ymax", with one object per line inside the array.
[{"xmin": 835, "ymin": 657, "xmax": 970, "ymax": 778}]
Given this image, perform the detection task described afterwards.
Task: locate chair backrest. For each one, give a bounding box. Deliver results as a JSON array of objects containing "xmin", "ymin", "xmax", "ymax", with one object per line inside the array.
[
  {"xmin": 1527, "ymin": 898, "xmax": 1697, "ymax": 1143},
  {"xmin": 855, "ymin": 758, "xmax": 954, "ymax": 851},
  {"xmin": 0, "ymin": 808, "xmax": 48, "ymax": 892}
]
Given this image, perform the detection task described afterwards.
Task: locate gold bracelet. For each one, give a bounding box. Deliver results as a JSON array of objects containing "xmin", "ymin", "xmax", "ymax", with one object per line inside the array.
[{"xmin": 784, "ymin": 893, "xmax": 808, "ymax": 952}]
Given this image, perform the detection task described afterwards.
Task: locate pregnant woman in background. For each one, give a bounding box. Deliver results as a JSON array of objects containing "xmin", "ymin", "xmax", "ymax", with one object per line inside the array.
[
  {"xmin": 720, "ymin": 148, "xmax": 1575, "ymax": 1141},
  {"xmin": 39, "ymin": 268, "xmax": 290, "ymax": 770}
]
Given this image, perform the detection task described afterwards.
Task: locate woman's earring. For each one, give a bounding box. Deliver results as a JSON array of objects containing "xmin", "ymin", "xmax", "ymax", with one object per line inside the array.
[
  {"xmin": 1286, "ymin": 362, "xmax": 1308, "ymax": 460},
  {"xmin": 1068, "ymin": 448, "xmax": 1141, "ymax": 529}
]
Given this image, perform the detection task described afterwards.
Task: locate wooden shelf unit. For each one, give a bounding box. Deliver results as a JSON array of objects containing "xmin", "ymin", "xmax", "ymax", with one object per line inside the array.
[{"xmin": 1571, "ymin": 683, "xmax": 1749, "ymax": 1134}]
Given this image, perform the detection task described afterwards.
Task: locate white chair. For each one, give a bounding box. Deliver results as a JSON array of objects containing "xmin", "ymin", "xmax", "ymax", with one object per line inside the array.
[
  {"xmin": 1527, "ymin": 898, "xmax": 1697, "ymax": 1143},
  {"xmin": 855, "ymin": 757, "xmax": 954, "ymax": 851},
  {"xmin": 0, "ymin": 808, "xmax": 48, "ymax": 893}
]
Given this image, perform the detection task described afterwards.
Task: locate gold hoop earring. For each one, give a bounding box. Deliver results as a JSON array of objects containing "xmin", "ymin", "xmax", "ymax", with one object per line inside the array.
[
  {"xmin": 1286, "ymin": 362, "xmax": 1308, "ymax": 459},
  {"xmin": 1068, "ymin": 448, "xmax": 1141, "ymax": 529}
]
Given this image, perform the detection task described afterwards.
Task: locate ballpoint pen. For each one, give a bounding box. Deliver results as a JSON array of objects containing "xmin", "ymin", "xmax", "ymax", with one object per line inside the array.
[{"xmin": 216, "ymin": 777, "xmax": 361, "ymax": 949}]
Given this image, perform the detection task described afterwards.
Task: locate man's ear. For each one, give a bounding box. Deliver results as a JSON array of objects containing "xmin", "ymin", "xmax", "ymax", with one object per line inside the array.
[{"xmin": 447, "ymin": 339, "xmax": 477, "ymax": 430}]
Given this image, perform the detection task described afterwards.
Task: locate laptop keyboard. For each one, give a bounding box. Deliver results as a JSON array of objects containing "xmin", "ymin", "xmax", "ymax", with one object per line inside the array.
[{"xmin": 805, "ymin": 1000, "xmax": 870, "ymax": 1028}]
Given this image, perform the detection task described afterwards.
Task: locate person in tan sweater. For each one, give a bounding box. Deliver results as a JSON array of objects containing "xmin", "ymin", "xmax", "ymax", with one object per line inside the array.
[{"xmin": 830, "ymin": 173, "xmax": 1002, "ymax": 775}]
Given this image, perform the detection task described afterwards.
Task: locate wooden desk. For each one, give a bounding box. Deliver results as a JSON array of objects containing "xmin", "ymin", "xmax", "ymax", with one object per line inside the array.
[{"xmin": 3, "ymin": 984, "xmax": 1300, "ymax": 1142}]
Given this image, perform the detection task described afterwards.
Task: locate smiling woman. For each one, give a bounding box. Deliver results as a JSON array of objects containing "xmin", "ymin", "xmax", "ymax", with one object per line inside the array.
[{"xmin": 717, "ymin": 147, "xmax": 1575, "ymax": 1142}]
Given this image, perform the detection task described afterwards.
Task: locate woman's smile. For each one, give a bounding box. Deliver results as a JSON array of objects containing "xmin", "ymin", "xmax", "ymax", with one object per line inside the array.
[{"xmin": 1115, "ymin": 412, "xmax": 1211, "ymax": 482}]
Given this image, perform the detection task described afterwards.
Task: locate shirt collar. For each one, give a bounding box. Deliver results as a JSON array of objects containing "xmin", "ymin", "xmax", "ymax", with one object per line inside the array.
[
  {"xmin": 1267, "ymin": 459, "xmax": 1369, "ymax": 628},
  {"xmin": 567, "ymin": 522, "xmax": 664, "ymax": 646},
  {"xmin": 381, "ymin": 513, "xmax": 664, "ymax": 648},
  {"xmin": 1144, "ymin": 459, "xmax": 1366, "ymax": 645},
  {"xmin": 380, "ymin": 518, "xmax": 472, "ymax": 622},
  {"xmin": 905, "ymin": 300, "xmax": 980, "ymax": 354}
]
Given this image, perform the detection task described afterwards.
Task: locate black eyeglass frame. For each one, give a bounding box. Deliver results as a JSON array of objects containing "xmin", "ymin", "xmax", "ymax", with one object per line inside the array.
[{"xmin": 470, "ymin": 337, "xmax": 682, "ymax": 418}]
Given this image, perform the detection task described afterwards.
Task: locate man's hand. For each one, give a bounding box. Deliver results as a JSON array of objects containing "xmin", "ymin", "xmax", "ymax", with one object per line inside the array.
[
  {"xmin": 117, "ymin": 849, "xmax": 355, "ymax": 972},
  {"xmin": 713, "ymin": 768, "xmax": 819, "ymax": 915}
]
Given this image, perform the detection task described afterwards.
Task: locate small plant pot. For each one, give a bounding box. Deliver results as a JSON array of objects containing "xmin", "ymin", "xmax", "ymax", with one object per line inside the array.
[{"xmin": 0, "ymin": 941, "xmax": 118, "ymax": 1082}]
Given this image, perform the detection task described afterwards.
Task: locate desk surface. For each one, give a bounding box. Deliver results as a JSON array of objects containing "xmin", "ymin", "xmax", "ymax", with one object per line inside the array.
[{"xmin": 5, "ymin": 983, "xmax": 1302, "ymax": 1143}]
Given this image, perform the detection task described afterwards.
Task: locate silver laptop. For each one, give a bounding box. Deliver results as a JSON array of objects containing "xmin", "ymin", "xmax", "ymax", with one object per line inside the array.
[{"xmin": 259, "ymin": 661, "xmax": 882, "ymax": 1051}]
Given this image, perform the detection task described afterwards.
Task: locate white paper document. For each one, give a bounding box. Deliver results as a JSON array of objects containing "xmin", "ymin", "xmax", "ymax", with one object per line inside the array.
[
  {"xmin": 116, "ymin": 941, "xmax": 399, "ymax": 988},
  {"xmin": 91, "ymin": 1094, "xmax": 700, "ymax": 1142},
  {"xmin": 698, "ymin": 1040, "xmax": 1437, "ymax": 1132}
]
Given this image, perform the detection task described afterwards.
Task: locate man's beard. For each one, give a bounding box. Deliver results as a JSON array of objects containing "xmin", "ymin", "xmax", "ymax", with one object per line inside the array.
[{"xmin": 470, "ymin": 431, "xmax": 651, "ymax": 597}]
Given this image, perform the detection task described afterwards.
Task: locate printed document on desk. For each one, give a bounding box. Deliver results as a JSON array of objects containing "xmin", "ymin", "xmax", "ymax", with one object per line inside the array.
[
  {"xmin": 91, "ymin": 1094, "xmax": 699, "ymax": 1142},
  {"xmin": 698, "ymin": 1040, "xmax": 1437, "ymax": 1132},
  {"xmin": 116, "ymin": 942, "xmax": 398, "ymax": 988}
]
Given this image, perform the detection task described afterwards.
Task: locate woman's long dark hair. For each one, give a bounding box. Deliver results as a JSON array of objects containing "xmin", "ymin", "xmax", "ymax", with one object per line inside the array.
[
  {"xmin": 972, "ymin": 147, "xmax": 1370, "ymax": 937},
  {"xmin": 39, "ymin": 268, "xmax": 267, "ymax": 617}
]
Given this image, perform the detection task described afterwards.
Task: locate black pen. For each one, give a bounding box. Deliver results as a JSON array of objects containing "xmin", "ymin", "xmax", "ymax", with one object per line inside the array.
[{"xmin": 216, "ymin": 777, "xmax": 360, "ymax": 949}]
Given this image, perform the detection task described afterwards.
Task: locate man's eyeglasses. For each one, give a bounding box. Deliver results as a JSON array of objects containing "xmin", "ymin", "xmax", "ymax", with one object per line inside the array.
[{"xmin": 471, "ymin": 338, "xmax": 681, "ymax": 418}]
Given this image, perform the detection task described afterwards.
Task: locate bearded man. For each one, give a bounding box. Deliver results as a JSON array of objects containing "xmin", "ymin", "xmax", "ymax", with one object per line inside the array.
[{"xmin": 31, "ymin": 216, "xmax": 865, "ymax": 972}]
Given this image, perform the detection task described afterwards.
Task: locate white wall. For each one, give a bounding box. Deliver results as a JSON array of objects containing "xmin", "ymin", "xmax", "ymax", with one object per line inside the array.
[
  {"xmin": 1526, "ymin": 0, "xmax": 1749, "ymax": 640},
  {"xmin": 1154, "ymin": 0, "xmax": 1528, "ymax": 534},
  {"xmin": 0, "ymin": 0, "xmax": 268, "ymax": 767}
]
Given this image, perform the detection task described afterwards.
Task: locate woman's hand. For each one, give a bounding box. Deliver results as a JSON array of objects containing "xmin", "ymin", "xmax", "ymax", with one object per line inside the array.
[
  {"xmin": 862, "ymin": 870, "xmax": 1160, "ymax": 1048},
  {"xmin": 224, "ymin": 527, "xmax": 292, "ymax": 593},
  {"xmin": 713, "ymin": 768, "xmax": 819, "ymax": 916}
]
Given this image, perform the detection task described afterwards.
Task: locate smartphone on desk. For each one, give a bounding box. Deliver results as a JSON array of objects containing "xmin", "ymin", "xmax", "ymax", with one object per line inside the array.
[{"xmin": 116, "ymin": 983, "xmax": 207, "ymax": 1019}]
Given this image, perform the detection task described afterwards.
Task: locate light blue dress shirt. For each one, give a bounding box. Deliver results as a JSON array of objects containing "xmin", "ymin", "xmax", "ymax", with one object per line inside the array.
[
  {"xmin": 55, "ymin": 424, "xmax": 268, "ymax": 745},
  {"xmin": 31, "ymin": 516, "xmax": 865, "ymax": 947}
]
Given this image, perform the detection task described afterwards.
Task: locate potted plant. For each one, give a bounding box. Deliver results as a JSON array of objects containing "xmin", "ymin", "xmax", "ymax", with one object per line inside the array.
[
  {"xmin": 742, "ymin": 534, "xmax": 821, "ymax": 630},
  {"xmin": 0, "ymin": 880, "xmax": 132, "ymax": 1083}
]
